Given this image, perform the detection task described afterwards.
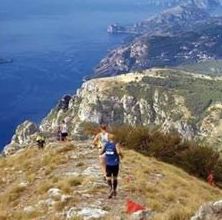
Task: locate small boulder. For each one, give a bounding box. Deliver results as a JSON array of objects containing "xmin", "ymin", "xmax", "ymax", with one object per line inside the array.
[
  {"xmin": 48, "ymin": 188, "xmax": 62, "ymax": 200},
  {"xmin": 23, "ymin": 206, "xmax": 35, "ymax": 213},
  {"xmin": 66, "ymin": 207, "xmax": 108, "ymax": 220},
  {"xmin": 191, "ymin": 200, "xmax": 222, "ymax": 220}
]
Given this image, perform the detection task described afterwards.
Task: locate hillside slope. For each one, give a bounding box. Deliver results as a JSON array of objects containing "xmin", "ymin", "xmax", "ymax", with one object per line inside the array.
[
  {"xmin": 0, "ymin": 140, "xmax": 222, "ymax": 220},
  {"xmin": 95, "ymin": 19, "xmax": 222, "ymax": 78},
  {"xmin": 5, "ymin": 68, "xmax": 222, "ymax": 154}
]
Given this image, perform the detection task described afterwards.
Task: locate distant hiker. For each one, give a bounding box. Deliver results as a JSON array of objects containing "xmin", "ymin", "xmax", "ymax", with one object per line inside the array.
[
  {"xmin": 36, "ymin": 133, "xmax": 46, "ymax": 149},
  {"xmin": 57, "ymin": 125, "xmax": 62, "ymax": 141},
  {"xmin": 93, "ymin": 124, "xmax": 109, "ymax": 180},
  {"xmin": 61, "ymin": 120, "xmax": 68, "ymax": 141},
  {"xmin": 100, "ymin": 133, "xmax": 123, "ymax": 199},
  {"xmin": 207, "ymin": 170, "xmax": 215, "ymax": 186}
]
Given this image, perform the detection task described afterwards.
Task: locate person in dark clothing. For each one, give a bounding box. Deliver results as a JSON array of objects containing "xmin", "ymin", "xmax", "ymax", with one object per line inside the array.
[
  {"xmin": 36, "ymin": 134, "xmax": 46, "ymax": 149},
  {"xmin": 57, "ymin": 125, "xmax": 62, "ymax": 141},
  {"xmin": 100, "ymin": 134, "xmax": 123, "ymax": 199}
]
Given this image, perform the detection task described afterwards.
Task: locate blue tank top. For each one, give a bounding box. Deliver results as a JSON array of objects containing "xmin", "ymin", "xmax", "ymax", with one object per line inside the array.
[{"xmin": 104, "ymin": 142, "xmax": 119, "ymax": 166}]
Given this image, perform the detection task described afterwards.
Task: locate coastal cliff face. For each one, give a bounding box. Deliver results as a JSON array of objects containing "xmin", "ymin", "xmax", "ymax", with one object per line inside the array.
[
  {"xmin": 5, "ymin": 68, "xmax": 222, "ymax": 154},
  {"xmin": 95, "ymin": 18, "xmax": 222, "ymax": 78},
  {"xmin": 107, "ymin": 4, "xmax": 209, "ymax": 35},
  {"xmin": 92, "ymin": 2, "xmax": 222, "ymax": 79}
]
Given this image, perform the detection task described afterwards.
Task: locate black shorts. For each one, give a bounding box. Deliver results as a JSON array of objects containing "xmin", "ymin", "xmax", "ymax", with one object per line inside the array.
[
  {"xmin": 106, "ymin": 165, "xmax": 119, "ymax": 177},
  {"xmin": 61, "ymin": 132, "xmax": 68, "ymax": 138}
]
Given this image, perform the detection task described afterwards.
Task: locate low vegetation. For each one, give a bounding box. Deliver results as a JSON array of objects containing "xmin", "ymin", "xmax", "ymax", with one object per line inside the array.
[
  {"xmin": 0, "ymin": 129, "xmax": 222, "ymax": 219},
  {"xmin": 84, "ymin": 122, "xmax": 222, "ymax": 185}
]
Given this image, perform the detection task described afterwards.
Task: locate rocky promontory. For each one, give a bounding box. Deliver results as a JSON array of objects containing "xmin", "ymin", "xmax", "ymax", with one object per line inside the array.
[
  {"xmin": 107, "ymin": 4, "xmax": 209, "ymax": 35},
  {"xmin": 95, "ymin": 18, "xmax": 222, "ymax": 78},
  {"xmin": 5, "ymin": 68, "xmax": 222, "ymax": 154}
]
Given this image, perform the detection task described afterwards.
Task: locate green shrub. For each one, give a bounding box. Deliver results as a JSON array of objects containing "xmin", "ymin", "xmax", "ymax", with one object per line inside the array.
[
  {"xmin": 84, "ymin": 122, "xmax": 222, "ymax": 184},
  {"xmin": 111, "ymin": 124, "xmax": 222, "ymax": 184},
  {"xmin": 82, "ymin": 122, "xmax": 100, "ymax": 136}
]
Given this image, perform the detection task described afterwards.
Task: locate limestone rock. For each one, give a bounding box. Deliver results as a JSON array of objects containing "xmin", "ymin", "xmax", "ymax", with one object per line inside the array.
[
  {"xmin": 48, "ymin": 188, "xmax": 62, "ymax": 200},
  {"xmin": 7, "ymin": 68, "xmax": 222, "ymax": 152},
  {"xmin": 129, "ymin": 210, "xmax": 152, "ymax": 220},
  {"xmin": 66, "ymin": 207, "xmax": 108, "ymax": 220},
  {"xmin": 11, "ymin": 120, "xmax": 39, "ymax": 145},
  {"xmin": 2, "ymin": 120, "xmax": 39, "ymax": 155},
  {"xmin": 23, "ymin": 206, "xmax": 35, "ymax": 213},
  {"xmin": 191, "ymin": 200, "xmax": 222, "ymax": 220}
]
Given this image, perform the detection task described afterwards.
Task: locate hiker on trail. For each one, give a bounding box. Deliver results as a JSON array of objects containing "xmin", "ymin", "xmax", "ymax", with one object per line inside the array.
[
  {"xmin": 61, "ymin": 120, "xmax": 68, "ymax": 141},
  {"xmin": 57, "ymin": 124, "xmax": 62, "ymax": 141},
  {"xmin": 100, "ymin": 133, "xmax": 123, "ymax": 199},
  {"xmin": 36, "ymin": 133, "xmax": 46, "ymax": 149},
  {"xmin": 93, "ymin": 124, "xmax": 109, "ymax": 180},
  {"xmin": 207, "ymin": 170, "xmax": 215, "ymax": 186}
]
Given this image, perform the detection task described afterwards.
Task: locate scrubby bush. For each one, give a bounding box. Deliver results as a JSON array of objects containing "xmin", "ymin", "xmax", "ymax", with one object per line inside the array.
[
  {"xmin": 113, "ymin": 124, "xmax": 222, "ymax": 183},
  {"xmin": 82, "ymin": 122, "xmax": 100, "ymax": 136}
]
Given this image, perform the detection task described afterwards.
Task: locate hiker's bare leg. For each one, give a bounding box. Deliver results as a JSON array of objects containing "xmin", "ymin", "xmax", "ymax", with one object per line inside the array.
[{"xmin": 99, "ymin": 154, "xmax": 106, "ymax": 177}]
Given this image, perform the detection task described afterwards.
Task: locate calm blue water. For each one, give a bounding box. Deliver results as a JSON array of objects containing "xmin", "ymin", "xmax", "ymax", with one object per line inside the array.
[{"xmin": 0, "ymin": 0, "xmax": 161, "ymax": 148}]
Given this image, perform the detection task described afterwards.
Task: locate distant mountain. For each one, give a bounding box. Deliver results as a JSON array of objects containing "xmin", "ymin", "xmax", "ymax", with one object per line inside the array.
[
  {"xmin": 107, "ymin": 4, "xmax": 209, "ymax": 35},
  {"xmin": 95, "ymin": 16, "xmax": 222, "ymax": 78},
  {"xmin": 145, "ymin": 0, "xmax": 222, "ymax": 9},
  {"xmin": 91, "ymin": 2, "xmax": 222, "ymax": 79}
]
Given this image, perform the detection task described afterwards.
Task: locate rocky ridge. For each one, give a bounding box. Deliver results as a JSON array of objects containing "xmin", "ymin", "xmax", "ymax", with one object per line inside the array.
[
  {"xmin": 0, "ymin": 140, "xmax": 222, "ymax": 219},
  {"xmin": 145, "ymin": 0, "xmax": 222, "ymax": 9},
  {"xmin": 107, "ymin": 4, "xmax": 210, "ymax": 35},
  {"xmin": 5, "ymin": 68, "xmax": 222, "ymax": 154},
  {"xmin": 96, "ymin": 17, "xmax": 222, "ymax": 78},
  {"xmin": 92, "ymin": 2, "xmax": 222, "ymax": 79}
]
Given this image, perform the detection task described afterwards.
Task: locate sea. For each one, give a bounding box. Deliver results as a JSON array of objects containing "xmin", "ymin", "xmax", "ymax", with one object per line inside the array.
[{"xmin": 0, "ymin": 0, "xmax": 162, "ymax": 149}]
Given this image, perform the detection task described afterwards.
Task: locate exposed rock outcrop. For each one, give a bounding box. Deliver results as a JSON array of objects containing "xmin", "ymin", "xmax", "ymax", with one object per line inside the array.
[
  {"xmin": 5, "ymin": 68, "xmax": 222, "ymax": 154},
  {"xmin": 40, "ymin": 69, "xmax": 222, "ymax": 148},
  {"xmin": 3, "ymin": 120, "xmax": 39, "ymax": 155},
  {"xmin": 95, "ymin": 17, "xmax": 222, "ymax": 78},
  {"xmin": 107, "ymin": 4, "xmax": 210, "ymax": 35},
  {"xmin": 191, "ymin": 200, "xmax": 222, "ymax": 220}
]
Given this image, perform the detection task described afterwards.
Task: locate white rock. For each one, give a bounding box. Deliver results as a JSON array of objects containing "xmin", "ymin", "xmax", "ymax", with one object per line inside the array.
[
  {"xmin": 191, "ymin": 200, "xmax": 222, "ymax": 220},
  {"xmin": 82, "ymin": 166, "xmax": 99, "ymax": 177},
  {"xmin": 130, "ymin": 210, "xmax": 151, "ymax": 220},
  {"xmin": 66, "ymin": 207, "xmax": 77, "ymax": 219},
  {"xmin": 212, "ymin": 200, "xmax": 222, "ymax": 212},
  {"xmin": 61, "ymin": 195, "xmax": 72, "ymax": 203},
  {"xmin": 66, "ymin": 207, "xmax": 108, "ymax": 220},
  {"xmin": 48, "ymin": 188, "xmax": 62, "ymax": 200},
  {"xmin": 24, "ymin": 206, "xmax": 35, "ymax": 213},
  {"xmin": 19, "ymin": 182, "xmax": 29, "ymax": 187},
  {"xmin": 38, "ymin": 198, "xmax": 56, "ymax": 207},
  {"xmin": 64, "ymin": 171, "xmax": 80, "ymax": 177}
]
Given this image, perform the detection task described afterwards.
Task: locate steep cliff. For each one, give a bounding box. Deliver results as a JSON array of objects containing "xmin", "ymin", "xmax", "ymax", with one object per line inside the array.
[
  {"xmin": 5, "ymin": 68, "xmax": 222, "ymax": 154},
  {"xmin": 96, "ymin": 18, "xmax": 222, "ymax": 78}
]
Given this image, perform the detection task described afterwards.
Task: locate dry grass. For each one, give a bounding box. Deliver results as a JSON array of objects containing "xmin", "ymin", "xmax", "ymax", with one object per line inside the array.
[
  {"xmin": 122, "ymin": 150, "xmax": 222, "ymax": 219},
  {"xmin": 0, "ymin": 141, "xmax": 222, "ymax": 220},
  {"xmin": 0, "ymin": 143, "xmax": 79, "ymax": 219},
  {"xmin": 56, "ymin": 176, "xmax": 83, "ymax": 193}
]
